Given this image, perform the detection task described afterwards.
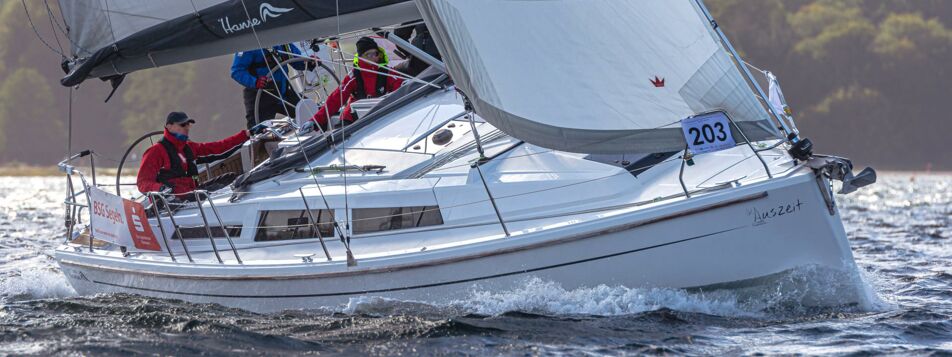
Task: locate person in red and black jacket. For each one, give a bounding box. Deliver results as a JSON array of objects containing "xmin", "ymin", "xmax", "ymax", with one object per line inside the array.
[
  {"xmin": 136, "ymin": 112, "xmax": 266, "ymax": 196},
  {"xmin": 302, "ymin": 37, "xmax": 403, "ymax": 132}
]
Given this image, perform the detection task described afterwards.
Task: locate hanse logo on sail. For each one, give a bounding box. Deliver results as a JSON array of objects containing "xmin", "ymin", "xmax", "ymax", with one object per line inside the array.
[{"xmin": 217, "ymin": 3, "xmax": 294, "ymax": 35}]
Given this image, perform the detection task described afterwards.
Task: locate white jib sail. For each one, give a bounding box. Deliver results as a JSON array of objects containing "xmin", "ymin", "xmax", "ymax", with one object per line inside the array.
[{"xmin": 415, "ymin": 0, "xmax": 781, "ymax": 154}]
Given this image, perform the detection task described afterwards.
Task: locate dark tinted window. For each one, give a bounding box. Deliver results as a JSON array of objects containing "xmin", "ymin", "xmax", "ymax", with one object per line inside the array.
[
  {"xmin": 254, "ymin": 210, "xmax": 336, "ymax": 242},
  {"xmin": 352, "ymin": 206, "xmax": 443, "ymax": 234},
  {"xmin": 584, "ymin": 151, "xmax": 678, "ymax": 177},
  {"xmin": 173, "ymin": 225, "xmax": 242, "ymax": 240}
]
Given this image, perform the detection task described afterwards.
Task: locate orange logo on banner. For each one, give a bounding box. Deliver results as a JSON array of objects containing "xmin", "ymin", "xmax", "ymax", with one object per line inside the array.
[{"xmin": 122, "ymin": 199, "xmax": 161, "ymax": 251}]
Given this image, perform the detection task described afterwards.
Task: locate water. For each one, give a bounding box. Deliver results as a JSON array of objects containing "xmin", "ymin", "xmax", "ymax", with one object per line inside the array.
[{"xmin": 1, "ymin": 175, "xmax": 949, "ymax": 355}]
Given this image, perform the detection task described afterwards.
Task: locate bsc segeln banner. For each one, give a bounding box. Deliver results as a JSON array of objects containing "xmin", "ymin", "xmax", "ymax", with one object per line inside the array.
[{"xmin": 88, "ymin": 186, "xmax": 165, "ymax": 253}]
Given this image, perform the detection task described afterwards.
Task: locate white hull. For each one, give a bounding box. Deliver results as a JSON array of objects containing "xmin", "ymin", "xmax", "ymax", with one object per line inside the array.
[{"xmin": 57, "ymin": 171, "xmax": 861, "ymax": 313}]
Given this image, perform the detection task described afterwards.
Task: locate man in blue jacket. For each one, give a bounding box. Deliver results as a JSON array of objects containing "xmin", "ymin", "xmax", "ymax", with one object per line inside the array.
[{"xmin": 231, "ymin": 43, "xmax": 306, "ymax": 129}]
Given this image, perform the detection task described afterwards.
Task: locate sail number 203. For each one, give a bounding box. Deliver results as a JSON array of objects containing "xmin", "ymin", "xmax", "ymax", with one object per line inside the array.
[{"xmin": 681, "ymin": 112, "xmax": 737, "ymax": 154}]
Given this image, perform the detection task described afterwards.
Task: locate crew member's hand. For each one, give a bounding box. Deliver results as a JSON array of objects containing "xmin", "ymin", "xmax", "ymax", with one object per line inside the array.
[
  {"xmin": 255, "ymin": 76, "xmax": 271, "ymax": 89},
  {"xmin": 249, "ymin": 123, "xmax": 268, "ymax": 136},
  {"xmin": 298, "ymin": 120, "xmax": 317, "ymax": 135},
  {"xmin": 306, "ymin": 55, "xmax": 318, "ymax": 71}
]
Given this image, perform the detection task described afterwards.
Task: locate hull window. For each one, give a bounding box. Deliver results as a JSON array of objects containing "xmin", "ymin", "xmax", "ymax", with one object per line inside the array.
[
  {"xmin": 254, "ymin": 210, "xmax": 336, "ymax": 242},
  {"xmin": 352, "ymin": 206, "xmax": 443, "ymax": 234},
  {"xmin": 173, "ymin": 225, "xmax": 243, "ymax": 240}
]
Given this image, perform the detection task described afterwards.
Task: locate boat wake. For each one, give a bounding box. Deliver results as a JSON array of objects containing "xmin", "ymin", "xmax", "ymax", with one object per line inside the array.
[
  {"xmin": 344, "ymin": 265, "xmax": 890, "ymax": 319},
  {"xmin": 3, "ymin": 252, "xmax": 888, "ymax": 320}
]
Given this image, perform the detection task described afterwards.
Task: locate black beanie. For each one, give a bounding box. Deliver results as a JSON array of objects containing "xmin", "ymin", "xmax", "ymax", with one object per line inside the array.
[{"xmin": 355, "ymin": 37, "xmax": 378, "ymax": 56}]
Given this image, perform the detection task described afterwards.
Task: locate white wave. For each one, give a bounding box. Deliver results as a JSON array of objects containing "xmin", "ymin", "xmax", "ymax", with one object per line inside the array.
[
  {"xmin": 853, "ymin": 263, "xmax": 897, "ymax": 312},
  {"xmin": 453, "ymin": 278, "xmax": 758, "ymax": 317},
  {"xmin": 338, "ymin": 264, "xmax": 889, "ymax": 318},
  {"xmin": 0, "ymin": 256, "xmax": 76, "ymax": 303}
]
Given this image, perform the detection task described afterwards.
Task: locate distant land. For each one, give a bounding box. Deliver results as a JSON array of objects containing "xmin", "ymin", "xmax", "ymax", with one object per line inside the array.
[{"xmin": 3, "ymin": 0, "xmax": 950, "ymax": 170}]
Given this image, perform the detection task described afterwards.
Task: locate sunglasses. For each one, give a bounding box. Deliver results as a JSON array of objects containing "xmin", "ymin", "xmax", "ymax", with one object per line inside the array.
[
  {"xmin": 176, "ymin": 121, "xmax": 194, "ymax": 128},
  {"xmin": 363, "ymin": 50, "xmax": 380, "ymax": 57}
]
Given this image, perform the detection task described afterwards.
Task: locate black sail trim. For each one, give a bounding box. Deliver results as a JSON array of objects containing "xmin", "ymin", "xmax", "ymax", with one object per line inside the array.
[{"xmin": 61, "ymin": 0, "xmax": 411, "ymax": 86}]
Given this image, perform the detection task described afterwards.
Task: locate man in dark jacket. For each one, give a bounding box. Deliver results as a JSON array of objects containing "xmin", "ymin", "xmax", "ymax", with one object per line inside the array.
[
  {"xmin": 231, "ymin": 43, "xmax": 306, "ymax": 129},
  {"xmin": 392, "ymin": 23, "xmax": 442, "ymax": 77},
  {"xmin": 137, "ymin": 112, "xmax": 266, "ymax": 196},
  {"xmin": 304, "ymin": 37, "xmax": 404, "ymax": 131}
]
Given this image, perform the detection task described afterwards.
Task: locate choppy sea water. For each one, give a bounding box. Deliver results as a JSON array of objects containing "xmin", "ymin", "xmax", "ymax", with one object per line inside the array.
[{"xmin": 0, "ymin": 174, "xmax": 949, "ymax": 355}]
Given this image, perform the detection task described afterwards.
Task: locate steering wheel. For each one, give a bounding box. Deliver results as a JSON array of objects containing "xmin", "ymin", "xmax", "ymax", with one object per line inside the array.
[
  {"xmin": 115, "ymin": 130, "xmax": 164, "ymax": 196},
  {"xmin": 254, "ymin": 57, "xmax": 340, "ymax": 126}
]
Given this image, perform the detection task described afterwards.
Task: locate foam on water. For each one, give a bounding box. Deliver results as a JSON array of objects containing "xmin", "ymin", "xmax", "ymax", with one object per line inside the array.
[
  {"xmin": 0, "ymin": 255, "xmax": 76, "ymax": 303},
  {"xmin": 339, "ymin": 263, "xmax": 888, "ymax": 319},
  {"xmin": 454, "ymin": 277, "xmax": 757, "ymax": 317}
]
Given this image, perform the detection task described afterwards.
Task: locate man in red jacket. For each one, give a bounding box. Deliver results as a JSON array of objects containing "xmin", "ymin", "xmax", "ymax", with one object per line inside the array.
[
  {"xmin": 137, "ymin": 112, "xmax": 266, "ymax": 196},
  {"xmin": 303, "ymin": 37, "xmax": 404, "ymax": 132}
]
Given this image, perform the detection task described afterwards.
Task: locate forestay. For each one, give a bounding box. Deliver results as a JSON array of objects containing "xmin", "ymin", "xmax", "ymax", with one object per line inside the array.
[
  {"xmin": 57, "ymin": 0, "xmax": 419, "ymax": 86},
  {"xmin": 415, "ymin": 0, "xmax": 781, "ymax": 154}
]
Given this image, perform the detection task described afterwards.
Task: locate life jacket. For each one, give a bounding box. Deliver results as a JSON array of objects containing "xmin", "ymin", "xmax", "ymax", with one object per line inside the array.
[
  {"xmin": 155, "ymin": 138, "xmax": 199, "ymax": 187},
  {"xmin": 352, "ymin": 68, "xmax": 389, "ymax": 100}
]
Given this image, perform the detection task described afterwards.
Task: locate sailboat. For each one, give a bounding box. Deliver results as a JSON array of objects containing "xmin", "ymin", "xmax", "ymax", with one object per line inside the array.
[{"xmin": 51, "ymin": 0, "xmax": 876, "ymax": 312}]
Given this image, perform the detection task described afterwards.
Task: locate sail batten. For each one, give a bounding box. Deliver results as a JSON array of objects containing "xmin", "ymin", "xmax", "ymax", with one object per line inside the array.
[
  {"xmin": 416, "ymin": 0, "xmax": 780, "ymax": 154},
  {"xmin": 57, "ymin": 0, "xmax": 419, "ymax": 86}
]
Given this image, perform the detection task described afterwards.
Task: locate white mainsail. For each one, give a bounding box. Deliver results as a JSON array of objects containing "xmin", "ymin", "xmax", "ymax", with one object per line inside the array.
[
  {"xmin": 415, "ymin": 0, "xmax": 780, "ymax": 154},
  {"xmin": 57, "ymin": 0, "xmax": 419, "ymax": 86}
]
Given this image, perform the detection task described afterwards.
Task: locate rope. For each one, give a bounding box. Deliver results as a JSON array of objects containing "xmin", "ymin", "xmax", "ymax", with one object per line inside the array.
[
  {"xmin": 42, "ymin": 0, "xmax": 65, "ymax": 56},
  {"xmin": 21, "ymin": 0, "xmax": 67, "ymax": 58}
]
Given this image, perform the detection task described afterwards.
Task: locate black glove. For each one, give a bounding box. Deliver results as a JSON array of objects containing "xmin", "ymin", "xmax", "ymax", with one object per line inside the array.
[
  {"xmin": 298, "ymin": 120, "xmax": 317, "ymax": 135},
  {"xmin": 304, "ymin": 55, "xmax": 318, "ymax": 71},
  {"xmin": 249, "ymin": 123, "xmax": 268, "ymax": 136}
]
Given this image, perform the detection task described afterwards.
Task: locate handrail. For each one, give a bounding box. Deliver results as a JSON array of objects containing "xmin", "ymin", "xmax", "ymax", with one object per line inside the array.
[
  {"xmin": 78, "ymin": 174, "xmax": 94, "ymax": 253},
  {"xmin": 145, "ymin": 192, "xmax": 177, "ymax": 262},
  {"xmin": 148, "ymin": 193, "xmax": 194, "ymax": 263},
  {"xmin": 678, "ymin": 147, "xmax": 692, "ymax": 198},
  {"xmin": 193, "ymin": 191, "xmax": 224, "ymax": 264},
  {"xmin": 198, "ymin": 190, "xmax": 243, "ymax": 264}
]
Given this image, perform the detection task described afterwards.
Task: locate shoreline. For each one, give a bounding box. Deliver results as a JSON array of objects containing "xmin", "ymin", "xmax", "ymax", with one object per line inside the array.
[{"xmin": 0, "ymin": 165, "xmax": 133, "ymax": 177}]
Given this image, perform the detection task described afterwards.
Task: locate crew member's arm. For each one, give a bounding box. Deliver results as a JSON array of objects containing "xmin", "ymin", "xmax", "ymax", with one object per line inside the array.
[
  {"xmin": 386, "ymin": 69, "xmax": 405, "ymax": 92},
  {"xmin": 310, "ymin": 75, "xmax": 356, "ymax": 126},
  {"xmin": 189, "ymin": 130, "xmax": 251, "ymax": 157},
  {"xmin": 136, "ymin": 146, "xmax": 167, "ymax": 194},
  {"xmin": 230, "ymin": 52, "xmax": 259, "ymax": 89}
]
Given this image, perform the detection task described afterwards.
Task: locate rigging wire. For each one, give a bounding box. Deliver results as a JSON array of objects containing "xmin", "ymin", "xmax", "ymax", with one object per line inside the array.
[
  {"xmin": 333, "ymin": 0, "xmax": 356, "ymax": 263},
  {"xmin": 67, "ymin": 86, "xmax": 73, "ymax": 159},
  {"xmin": 41, "ymin": 0, "xmax": 65, "ymax": 57},
  {"xmin": 43, "ymin": 0, "xmax": 94, "ymax": 57},
  {"xmin": 21, "ymin": 0, "xmax": 67, "ymax": 58},
  {"xmin": 236, "ymin": 0, "xmax": 353, "ymax": 259}
]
